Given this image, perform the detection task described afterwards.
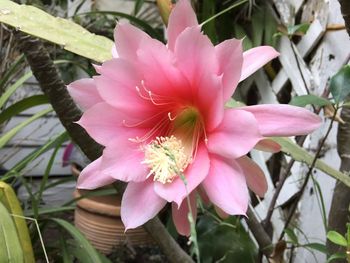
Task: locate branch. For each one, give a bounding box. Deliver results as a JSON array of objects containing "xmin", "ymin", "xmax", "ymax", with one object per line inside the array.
[
  {"xmin": 16, "ymin": 33, "xmax": 194, "ymax": 263},
  {"xmin": 143, "ymin": 217, "xmax": 194, "ymax": 263},
  {"xmin": 15, "ymin": 32, "xmax": 102, "ymax": 161},
  {"xmin": 246, "ymin": 207, "xmax": 274, "ymax": 258}
]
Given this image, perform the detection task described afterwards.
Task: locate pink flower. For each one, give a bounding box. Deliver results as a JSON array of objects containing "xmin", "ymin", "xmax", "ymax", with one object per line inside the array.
[{"xmin": 68, "ymin": 0, "xmax": 321, "ymax": 235}]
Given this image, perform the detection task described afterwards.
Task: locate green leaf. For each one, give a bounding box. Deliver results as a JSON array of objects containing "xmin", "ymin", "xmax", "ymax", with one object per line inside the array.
[
  {"xmin": 327, "ymin": 231, "xmax": 348, "ymax": 247},
  {"xmin": 327, "ymin": 252, "xmax": 347, "ymax": 262},
  {"xmin": 271, "ymin": 137, "xmax": 350, "ymax": 187},
  {"xmin": 0, "ymin": 107, "xmax": 52, "ymax": 149},
  {"xmin": 0, "ymin": 202, "xmax": 25, "ymax": 262},
  {"xmin": 0, "ymin": 55, "xmax": 25, "ymax": 90},
  {"xmin": 197, "ymin": 214, "xmax": 257, "ymax": 263},
  {"xmin": 0, "ymin": 0, "xmax": 113, "ymax": 63},
  {"xmin": 25, "ymin": 206, "xmax": 75, "ymax": 217},
  {"xmin": 251, "ymin": 7, "xmax": 264, "ymax": 47},
  {"xmin": 302, "ymin": 243, "xmax": 327, "ymax": 254},
  {"xmin": 133, "ymin": 0, "xmax": 145, "ymax": 15},
  {"xmin": 51, "ymin": 218, "xmax": 103, "ymax": 263},
  {"xmin": 284, "ymin": 228, "xmax": 298, "ymax": 245},
  {"xmin": 0, "ymin": 95, "xmax": 48, "ymax": 124},
  {"xmin": 225, "ymin": 98, "xmax": 246, "ymax": 108},
  {"xmin": 263, "ymin": 6, "xmax": 278, "ymax": 47},
  {"xmin": 75, "ymin": 11, "xmax": 162, "ymax": 41},
  {"xmin": 289, "ymin": 95, "xmax": 332, "ymax": 107},
  {"xmin": 60, "ymin": 235, "xmax": 73, "ymax": 263},
  {"xmin": 200, "ymin": 0, "xmax": 248, "ymax": 27},
  {"xmin": 1, "ymin": 132, "xmax": 69, "ymax": 182},
  {"xmin": 233, "ymin": 24, "xmax": 253, "ymax": 51},
  {"xmin": 0, "ymin": 182, "xmax": 35, "ymax": 262},
  {"xmin": 329, "ymin": 65, "xmax": 350, "ymax": 104},
  {"xmin": 287, "ymin": 23, "xmax": 310, "ymax": 35},
  {"xmin": 201, "ymin": 0, "xmax": 217, "ymax": 43},
  {"xmin": 0, "ymin": 71, "xmax": 33, "ymax": 109}
]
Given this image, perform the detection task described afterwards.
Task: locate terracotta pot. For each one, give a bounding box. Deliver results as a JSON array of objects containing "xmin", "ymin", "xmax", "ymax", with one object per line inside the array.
[{"xmin": 72, "ymin": 165, "xmax": 154, "ymax": 255}]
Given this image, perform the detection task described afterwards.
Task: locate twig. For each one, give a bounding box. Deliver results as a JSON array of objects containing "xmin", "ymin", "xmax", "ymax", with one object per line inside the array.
[
  {"xmin": 279, "ymin": 107, "xmax": 338, "ymax": 240},
  {"xmin": 263, "ymin": 136, "xmax": 306, "ymax": 227},
  {"xmin": 246, "ymin": 206, "xmax": 274, "ymax": 258}
]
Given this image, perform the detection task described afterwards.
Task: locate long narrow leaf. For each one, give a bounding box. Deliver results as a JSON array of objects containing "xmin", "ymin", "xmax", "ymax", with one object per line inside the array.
[
  {"xmin": 0, "ymin": 107, "xmax": 53, "ymax": 148},
  {"xmin": 0, "ymin": 95, "xmax": 48, "ymax": 124},
  {"xmin": 0, "ymin": 182, "xmax": 35, "ymax": 262},
  {"xmin": 1, "ymin": 132, "xmax": 69, "ymax": 181},
  {"xmin": 51, "ymin": 218, "xmax": 103, "ymax": 263},
  {"xmin": 0, "ymin": 202, "xmax": 25, "ymax": 262},
  {"xmin": 0, "ymin": 54, "xmax": 25, "ymax": 89},
  {"xmin": 0, "ymin": 71, "xmax": 33, "ymax": 109},
  {"xmin": 272, "ymin": 137, "xmax": 350, "ymax": 187}
]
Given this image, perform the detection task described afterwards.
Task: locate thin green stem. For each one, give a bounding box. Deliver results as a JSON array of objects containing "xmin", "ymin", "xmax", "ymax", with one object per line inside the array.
[{"xmin": 200, "ymin": 0, "xmax": 248, "ymax": 27}]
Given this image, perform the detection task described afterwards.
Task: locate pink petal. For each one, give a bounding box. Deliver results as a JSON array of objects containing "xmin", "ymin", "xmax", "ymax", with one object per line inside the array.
[
  {"xmin": 111, "ymin": 45, "xmax": 119, "ymax": 58},
  {"xmin": 255, "ymin": 139, "xmax": 281, "ymax": 153},
  {"xmin": 100, "ymin": 134, "xmax": 150, "ymax": 183},
  {"xmin": 240, "ymin": 46, "xmax": 279, "ymax": 81},
  {"xmin": 67, "ymin": 79, "xmax": 103, "ymax": 110},
  {"xmin": 236, "ymin": 156, "xmax": 267, "ymax": 197},
  {"xmin": 77, "ymin": 102, "xmax": 126, "ymax": 146},
  {"xmin": 174, "ymin": 26, "xmax": 218, "ymax": 87},
  {"xmin": 114, "ymin": 22, "xmax": 150, "ymax": 61},
  {"xmin": 154, "ymin": 143, "xmax": 210, "ymax": 206},
  {"xmin": 207, "ymin": 109, "xmax": 262, "ymax": 159},
  {"xmin": 94, "ymin": 64, "xmax": 155, "ymax": 118},
  {"xmin": 136, "ymin": 36, "xmax": 192, "ymax": 99},
  {"xmin": 240, "ymin": 104, "xmax": 322, "ymax": 137},
  {"xmin": 196, "ymin": 73, "xmax": 224, "ymax": 131},
  {"xmin": 121, "ymin": 180, "xmax": 167, "ymax": 230},
  {"xmin": 173, "ymin": 26, "xmax": 223, "ymax": 130},
  {"xmin": 215, "ymin": 39, "xmax": 243, "ymax": 101},
  {"xmin": 167, "ymin": 0, "xmax": 198, "ymax": 51},
  {"xmin": 77, "ymin": 157, "xmax": 116, "ymax": 189},
  {"xmin": 202, "ymin": 155, "xmax": 249, "ymax": 215},
  {"xmin": 172, "ymin": 192, "xmax": 197, "ymax": 236}
]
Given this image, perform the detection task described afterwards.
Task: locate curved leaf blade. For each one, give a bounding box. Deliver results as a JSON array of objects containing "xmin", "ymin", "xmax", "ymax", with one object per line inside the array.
[
  {"xmin": 330, "ymin": 65, "xmax": 350, "ymax": 104},
  {"xmin": 271, "ymin": 137, "xmax": 350, "ymax": 187},
  {"xmin": 0, "ymin": 95, "xmax": 48, "ymax": 124},
  {"xmin": 0, "ymin": 182, "xmax": 35, "ymax": 262},
  {"xmin": 289, "ymin": 95, "xmax": 332, "ymax": 107},
  {"xmin": 0, "ymin": 0, "xmax": 113, "ymax": 62},
  {"xmin": 51, "ymin": 218, "xmax": 103, "ymax": 263},
  {"xmin": 327, "ymin": 231, "xmax": 348, "ymax": 247},
  {"xmin": 0, "ymin": 202, "xmax": 25, "ymax": 262},
  {"xmin": 0, "ymin": 107, "xmax": 53, "ymax": 149}
]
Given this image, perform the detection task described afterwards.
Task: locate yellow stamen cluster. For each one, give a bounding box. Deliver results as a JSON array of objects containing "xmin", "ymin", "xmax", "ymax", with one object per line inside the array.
[{"xmin": 142, "ymin": 136, "xmax": 191, "ymax": 184}]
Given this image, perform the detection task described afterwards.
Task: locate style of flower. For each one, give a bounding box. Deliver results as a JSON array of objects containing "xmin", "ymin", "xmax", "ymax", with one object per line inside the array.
[{"xmin": 68, "ymin": 0, "xmax": 321, "ymax": 235}]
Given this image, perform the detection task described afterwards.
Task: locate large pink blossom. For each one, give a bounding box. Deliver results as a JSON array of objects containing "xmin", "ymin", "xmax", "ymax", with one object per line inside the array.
[{"xmin": 68, "ymin": 0, "xmax": 321, "ymax": 235}]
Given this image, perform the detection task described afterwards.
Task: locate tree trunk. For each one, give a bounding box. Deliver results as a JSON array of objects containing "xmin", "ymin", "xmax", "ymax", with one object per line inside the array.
[
  {"xmin": 339, "ymin": 0, "xmax": 350, "ymax": 37},
  {"xmin": 327, "ymin": 103, "xmax": 350, "ymax": 259},
  {"xmin": 326, "ymin": 1, "xmax": 350, "ymax": 260}
]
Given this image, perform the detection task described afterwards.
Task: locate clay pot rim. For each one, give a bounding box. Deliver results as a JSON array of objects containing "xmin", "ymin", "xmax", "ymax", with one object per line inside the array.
[{"xmin": 74, "ymin": 189, "xmax": 121, "ymax": 217}]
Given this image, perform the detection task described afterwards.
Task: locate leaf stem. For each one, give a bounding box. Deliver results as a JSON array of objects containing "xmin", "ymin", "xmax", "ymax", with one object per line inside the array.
[{"xmin": 200, "ymin": 0, "xmax": 248, "ymax": 27}]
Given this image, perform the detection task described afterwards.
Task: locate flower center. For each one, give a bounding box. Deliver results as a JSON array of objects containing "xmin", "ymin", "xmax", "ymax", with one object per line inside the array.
[{"xmin": 142, "ymin": 136, "xmax": 191, "ymax": 184}]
